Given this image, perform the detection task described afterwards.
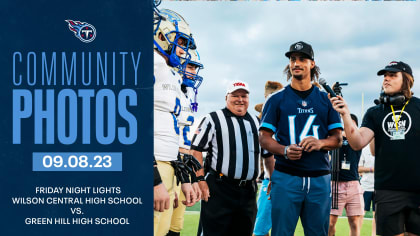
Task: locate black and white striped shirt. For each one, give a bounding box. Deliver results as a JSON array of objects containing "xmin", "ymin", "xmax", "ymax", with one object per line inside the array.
[{"xmin": 191, "ymin": 108, "xmax": 261, "ymax": 180}]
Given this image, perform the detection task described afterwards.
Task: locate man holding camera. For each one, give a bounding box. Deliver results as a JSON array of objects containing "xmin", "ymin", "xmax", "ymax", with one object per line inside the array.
[{"xmin": 330, "ymin": 61, "xmax": 420, "ymax": 236}]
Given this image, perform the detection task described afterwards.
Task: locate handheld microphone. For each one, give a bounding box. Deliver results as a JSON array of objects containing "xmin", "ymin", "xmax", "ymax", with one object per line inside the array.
[{"xmin": 319, "ymin": 78, "xmax": 337, "ymax": 97}]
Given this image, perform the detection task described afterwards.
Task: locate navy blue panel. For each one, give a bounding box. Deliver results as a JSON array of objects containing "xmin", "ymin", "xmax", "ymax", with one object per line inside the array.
[{"xmin": 0, "ymin": 0, "xmax": 153, "ymax": 235}]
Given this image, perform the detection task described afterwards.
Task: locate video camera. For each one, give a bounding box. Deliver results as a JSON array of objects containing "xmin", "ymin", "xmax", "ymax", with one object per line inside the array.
[{"xmin": 332, "ymin": 82, "xmax": 348, "ymax": 97}]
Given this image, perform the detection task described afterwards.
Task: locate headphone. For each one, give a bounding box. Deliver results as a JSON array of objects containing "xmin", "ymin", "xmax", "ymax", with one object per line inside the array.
[{"xmin": 374, "ymin": 91, "xmax": 406, "ymax": 106}]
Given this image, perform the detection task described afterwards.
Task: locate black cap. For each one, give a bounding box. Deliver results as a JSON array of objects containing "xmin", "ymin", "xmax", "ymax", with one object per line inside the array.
[
  {"xmin": 377, "ymin": 61, "xmax": 413, "ymax": 77},
  {"xmin": 285, "ymin": 41, "xmax": 314, "ymax": 60}
]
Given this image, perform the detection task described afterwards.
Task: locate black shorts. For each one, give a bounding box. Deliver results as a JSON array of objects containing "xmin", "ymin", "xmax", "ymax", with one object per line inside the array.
[
  {"xmin": 375, "ymin": 190, "xmax": 420, "ymax": 235},
  {"xmin": 363, "ymin": 191, "xmax": 375, "ymax": 212}
]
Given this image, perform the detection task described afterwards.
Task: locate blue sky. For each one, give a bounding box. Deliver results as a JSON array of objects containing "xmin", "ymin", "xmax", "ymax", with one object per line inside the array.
[{"xmin": 160, "ymin": 1, "xmax": 420, "ymax": 124}]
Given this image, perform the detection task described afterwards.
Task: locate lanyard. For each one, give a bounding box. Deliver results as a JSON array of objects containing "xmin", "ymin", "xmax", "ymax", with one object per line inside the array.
[{"xmin": 390, "ymin": 100, "xmax": 409, "ymax": 131}]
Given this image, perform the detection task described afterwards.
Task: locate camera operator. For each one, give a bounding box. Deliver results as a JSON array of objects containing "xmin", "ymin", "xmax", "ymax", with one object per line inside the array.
[{"xmin": 329, "ymin": 61, "xmax": 420, "ymax": 236}]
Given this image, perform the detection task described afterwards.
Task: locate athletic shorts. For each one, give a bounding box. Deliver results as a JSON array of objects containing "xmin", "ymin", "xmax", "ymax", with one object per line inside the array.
[
  {"xmin": 271, "ymin": 171, "xmax": 331, "ymax": 236},
  {"xmin": 376, "ymin": 190, "xmax": 420, "ymax": 235},
  {"xmin": 330, "ymin": 181, "xmax": 364, "ymax": 216},
  {"xmin": 363, "ymin": 191, "xmax": 375, "ymax": 212}
]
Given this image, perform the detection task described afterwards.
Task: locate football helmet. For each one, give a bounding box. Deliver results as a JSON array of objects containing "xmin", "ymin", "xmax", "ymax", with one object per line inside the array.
[
  {"xmin": 178, "ymin": 50, "xmax": 203, "ymax": 112},
  {"xmin": 179, "ymin": 49, "xmax": 203, "ymax": 90},
  {"xmin": 154, "ymin": 9, "xmax": 196, "ymax": 68}
]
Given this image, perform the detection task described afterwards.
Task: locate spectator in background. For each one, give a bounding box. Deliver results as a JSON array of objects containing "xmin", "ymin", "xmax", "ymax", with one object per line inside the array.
[{"xmin": 253, "ymin": 81, "xmax": 283, "ymax": 236}]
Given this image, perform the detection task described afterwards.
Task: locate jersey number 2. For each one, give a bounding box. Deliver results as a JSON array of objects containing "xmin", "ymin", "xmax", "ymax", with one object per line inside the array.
[
  {"xmin": 172, "ymin": 98, "xmax": 181, "ymax": 135},
  {"xmin": 181, "ymin": 116, "xmax": 194, "ymax": 146}
]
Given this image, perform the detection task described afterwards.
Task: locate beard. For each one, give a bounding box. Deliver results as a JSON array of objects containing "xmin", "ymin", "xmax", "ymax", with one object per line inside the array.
[{"xmin": 293, "ymin": 73, "xmax": 303, "ymax": 80}]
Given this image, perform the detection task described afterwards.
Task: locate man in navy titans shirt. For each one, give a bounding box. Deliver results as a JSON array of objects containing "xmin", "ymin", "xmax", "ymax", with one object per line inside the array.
[{"xmin": 259, "ymin": 41, "xmax": 343, "ymax": 236}]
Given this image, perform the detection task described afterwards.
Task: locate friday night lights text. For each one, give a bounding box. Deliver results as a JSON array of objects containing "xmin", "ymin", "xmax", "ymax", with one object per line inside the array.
[
  {"xmin": 35, "ymin": 186, "xmax": 121, "ymax": 194},
  {"xmin": 12, "ymin": 52, "xmax": 142, "ymax": 145}
]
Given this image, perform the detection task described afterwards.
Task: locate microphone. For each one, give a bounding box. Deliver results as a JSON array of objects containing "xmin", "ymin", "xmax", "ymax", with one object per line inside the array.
[{"xmin": 319, "ymin": 78, "xmax": 337, "ymax": 97}]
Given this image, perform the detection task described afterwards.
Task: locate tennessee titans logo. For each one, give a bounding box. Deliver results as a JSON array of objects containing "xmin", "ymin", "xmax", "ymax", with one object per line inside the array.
[
  {"xmin": 295, "ymin": 43, "xmax": 303, "ymax": 50},
  {"xmin": 65, "ymin": 20, "xmax": 96, "ymax": 43}
]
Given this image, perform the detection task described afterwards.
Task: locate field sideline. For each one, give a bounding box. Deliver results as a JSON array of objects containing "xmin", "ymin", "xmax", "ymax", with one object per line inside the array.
[
  {"xmin": 182, "ymin": 211, "xmax": 375, "ymax": 236},
  {"xmin": 181, "ymin": 183, "xmax": 375, "ymax": 236}
]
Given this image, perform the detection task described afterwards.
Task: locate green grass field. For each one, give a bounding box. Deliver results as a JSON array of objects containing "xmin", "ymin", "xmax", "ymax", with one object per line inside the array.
[
  {"xmin": 179, "ymin": 184, "xmax": 375, "ymax": 236},
  {"xmin": 181, "ymin": 211, "xmax": 375, "ymax": 236}
]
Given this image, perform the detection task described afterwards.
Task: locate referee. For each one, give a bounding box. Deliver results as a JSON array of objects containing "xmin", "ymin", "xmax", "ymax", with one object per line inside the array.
[{"xmin": 191, "ymin": 80, "xmax": 267, "ymax": 236}]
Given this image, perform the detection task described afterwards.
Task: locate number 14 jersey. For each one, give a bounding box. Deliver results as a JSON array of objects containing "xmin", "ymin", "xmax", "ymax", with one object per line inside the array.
[{"xmin": 260, "ymin": 85, "xmax": 342, "ymax": 177}]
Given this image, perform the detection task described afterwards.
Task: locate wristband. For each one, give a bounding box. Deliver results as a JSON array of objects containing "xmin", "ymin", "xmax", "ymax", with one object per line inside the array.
[
  {"xmin": 284, "ymin": 146, "xmax": 289, "ymax": 159},
  {"xmin": 196, "ymin": 175, "xmax": 205, "ymax": 182},
  {"xmin": 154, "ymin": 166, "xmax": 162, "ymax": 186}
]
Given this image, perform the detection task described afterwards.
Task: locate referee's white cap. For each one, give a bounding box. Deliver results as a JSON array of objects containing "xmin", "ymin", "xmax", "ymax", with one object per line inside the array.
[{"xmin": 226, "ymin": 80, "xmax": 250, "ymax": 95}]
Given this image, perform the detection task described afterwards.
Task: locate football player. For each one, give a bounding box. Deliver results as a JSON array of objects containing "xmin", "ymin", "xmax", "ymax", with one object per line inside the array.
[
  {"xmin": 167, "ymin": 50, "xmax": 204, "ymax": 236},
  {"xmin": 153, "ymin": 8, "xmax": 198, "ymax": 236}
]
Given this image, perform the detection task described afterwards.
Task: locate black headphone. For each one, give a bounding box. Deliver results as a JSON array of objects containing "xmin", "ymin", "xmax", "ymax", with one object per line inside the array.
[{"xmin": 374, "ymin": 91, "xmax": 406, "ymax": 106}]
